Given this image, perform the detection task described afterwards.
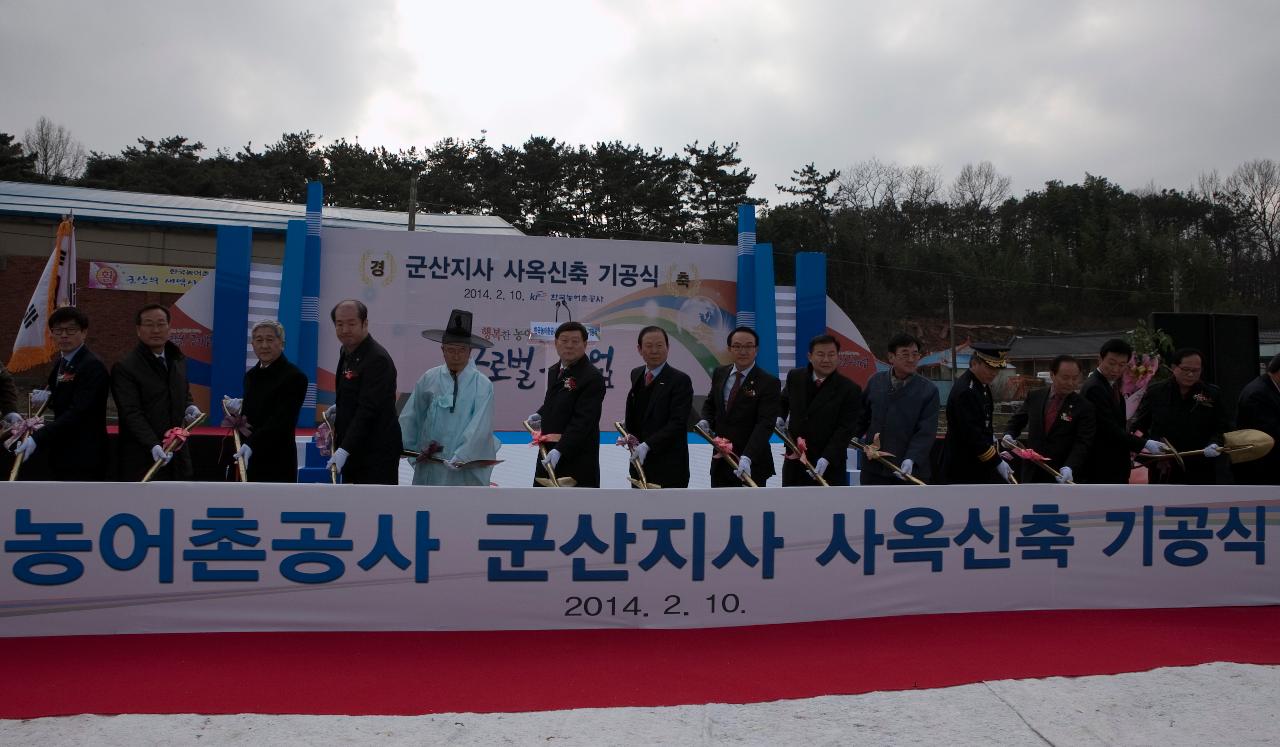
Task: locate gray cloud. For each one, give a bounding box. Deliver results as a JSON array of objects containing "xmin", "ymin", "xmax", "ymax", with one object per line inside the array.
[{"xmin": 2, "ymin": 0, "xmax": 1276, "ymax": 202}]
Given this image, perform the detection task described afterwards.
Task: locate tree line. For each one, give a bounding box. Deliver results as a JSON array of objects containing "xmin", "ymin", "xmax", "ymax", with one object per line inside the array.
[{"xmin": 2, "ymin": 119, "xmax": 1276, "ymax": 341}]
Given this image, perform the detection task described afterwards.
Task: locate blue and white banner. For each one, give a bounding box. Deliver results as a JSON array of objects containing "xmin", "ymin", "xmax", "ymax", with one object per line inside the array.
[{"xmin": 1, "ymin": 483, "xmax": 1274, "ymax": 637}]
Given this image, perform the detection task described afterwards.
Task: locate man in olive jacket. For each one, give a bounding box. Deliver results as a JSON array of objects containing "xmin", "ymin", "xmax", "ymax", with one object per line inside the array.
[{"xmin": 112, "ymin": 304, "xmax": 197, "ymax": 481}]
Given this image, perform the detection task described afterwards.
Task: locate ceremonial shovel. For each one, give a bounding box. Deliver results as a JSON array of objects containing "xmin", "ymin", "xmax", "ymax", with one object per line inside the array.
[
  {"xmin": 400, "ymin": 449, "xmax": 504, "ymax": 468},
  {"xmin": 1007, "ymin": 438, "xmax": 1075, "ymax": 484},
  {"xmin": 773, "ymin": 424, "xmax": 830, "ymax": 486},
  {"xmin": 321, "ymin": 408, "xmax": 338, "ymax": 484},
  {"xmin": 524, "ymin": 420, "xmax": 576, "ymax": 487},
  {"xmin": 222, "ymin": 397, "xmax": 248, "ymax": 483},
  {"xmin": 614, "ymin": 421, "xmax": 660, "ymax": 489},
  {"xmin": 849, "ymin": 435, "xmax": 926, "ymax": 485},
  {"xmin": 693, "ymin": 422, "xmax": 758, "ymax": 487},
  {"xmin": 1135, "ymin": 429, "xmax": 1275, "ymax": 465},
  {"xmin": 142, "ymin": 410, "xmax": 206, "ymax": 483},
  {"xmin": 6, "ymin": 395, "xmax": 49, "ymax": 481}
]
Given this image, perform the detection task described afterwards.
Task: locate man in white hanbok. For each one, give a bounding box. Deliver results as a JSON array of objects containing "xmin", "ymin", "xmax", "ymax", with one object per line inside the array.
[{"xmin": 400, "ymin": 310, "xmax": 499, "ymax": 486}]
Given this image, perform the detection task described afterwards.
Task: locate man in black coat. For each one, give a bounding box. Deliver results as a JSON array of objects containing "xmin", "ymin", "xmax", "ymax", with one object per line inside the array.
[
  {"xmin": 697, "ymin": 326, "xmax": 781, "ymax": 487},
  {"xmin": 328, "ymin": 300, "xmax": 403, "ymax": 485},
  {"xmin": 1078, "ymin": 338, "xmax": 1165, "ymax": 484},
  {"xmin": 112, "ymin": 303, "xmax": 198, "ymax": 481},
  {"xmin": 779, "ymin": 334, "xmax": 861, "ymax": 486},
  {"xmin": 530, "ymin": 321, "xmax": 605, "ymax": 487},
  {"xmin": 234, "ymin": 320, "xmax": 308, "ymax": 483},
  {"xmin": 942, "ymin": 343, "xmax": 1014, "ymax": 484},
  {"xmin": 1131, "ymin": 347, "xmax": 1233, "ymax": 485},
  {"xmin": 9, "ymin": 307, "xmax": 110, "ymax": 480},
  {"xmin": 0, "ymin": 361, "xmax": 15, "ymax": 416},
  {"xmin": 622, "ymin": 325, "xmax": 693, "ymax": 488},
  {"xmin": 1235, "ymin": 353, "xmax": 1280, "ymax": 485},
  {"xmin": 1002, "ymin": 355, "xmax": 1096, "ymax": 484}
]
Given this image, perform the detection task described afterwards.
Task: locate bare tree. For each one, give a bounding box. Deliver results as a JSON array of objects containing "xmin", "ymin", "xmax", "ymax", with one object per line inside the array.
[
  {"xmin": 948, "ymin": 161, "xmax": 1011, "ymax": 210},
  {"xmin": 1224, "ymin": 159, "xmax": 1280, "ymax": 264},
  {"xmin": 836, "ymin": 157, "xmax": 904, "ymax": 209},
  {"xmin": 902, "ymin": 164, "xmax": 942, "ymax": 205},
  {"xmin": 23, "ymin": 116, "xmax": 87, "ymax": 180},
  {"xmin": 1193, "ymin": 169, "xmax": 1223, "ymax": 204}
]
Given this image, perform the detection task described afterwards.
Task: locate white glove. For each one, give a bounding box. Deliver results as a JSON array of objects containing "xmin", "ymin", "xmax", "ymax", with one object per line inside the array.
[
  {"xmin": 634, "ymin": 443, "xmax": 650, "ymax": 465},
  {"xmin": 527, "ymin": 412, "xmax": 542, "ymax": 429},
  {"xmin": 734, "ymin": 455, "xmax": 752, "ymax": 479},
  {"xmin": 16, "ymin": 438, "xmax": 36, "ymax": 460},
  {"xmin": 814, "ymin": 457, "xmax": 829, "ymax": 477},
  {"xmin": 234, "ymin": 443, "xmax": 252, "ymax": 467},
  {"xmin": 224, "ymin": 397, "xmax": 243, "ymax": 415},
  {"xmin": 325, "ymin": 404, "xmax": 337, "ymax": 422},
  {"xmin": 696, "ymin": 419, "xmax": 711, "ymax": 434},
  {"xmin": 1001, "ymin": 434, "xmax": 1018, "ymax": 450},
  {"xmin": 775, "ymin": 417, "xmax": 787, "ymax": 431},
  {"xmin": 542, "ymin": 448, "xmax": 561, "ymax": 470},
  {"xmin": 30, "ymin": 389, "xmax": 51, "ymax": 407},
  {"xmin": 2, "ymin": 412, "xmax": 20, "ymax": 428},
  {"xmin": 1143, "ymin": 439, "xmax": 1170, "ymax": 454},
  {"xmin": 443, "ymin": 456, "xmax": 463, "ymax": 471},
  {"xmin": 996, "ymin": 460, "xmax": 1014, "ymax": 484},
  {"xmin": 1203, "ymin": 443, "xmax": 1222, "ymax": 458},
  {"xmin": 895, "ymin": 458, "xmax": 914, "ymax": 481},
  {"xmin": 1056, "ymin": 466, "xmax": 1073, "ymax": 484},
  {"xmin": 151, "ymin": 444, "xmax": 173, "ymax": 465},
  {"xmin": 328, "ymin": 447, "xmax": 349, "ymax": 474}
]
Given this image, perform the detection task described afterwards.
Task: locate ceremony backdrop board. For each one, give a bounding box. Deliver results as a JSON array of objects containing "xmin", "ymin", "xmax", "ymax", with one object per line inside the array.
[
  {"xmin": 316, "ymin": 229, "xmax": 740, "ymax": 429},
  {"xmin": 1, "ymin": 483, "xmax": 1274, "ymax": 637}
]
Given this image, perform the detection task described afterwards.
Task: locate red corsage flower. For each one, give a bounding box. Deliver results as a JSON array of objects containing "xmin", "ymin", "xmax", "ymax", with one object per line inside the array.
[
  {"xmin": 343, "ymin": 370, "xmax": 357, "ymax": 381},
  {"xmin": 563, "ymin": 376, "xmax": 577, "ymax": 391}
]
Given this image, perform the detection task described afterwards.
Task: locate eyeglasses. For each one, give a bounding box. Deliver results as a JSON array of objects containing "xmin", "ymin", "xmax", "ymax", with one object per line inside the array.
[
  {"xmin": 139, "ymin": 321, "xmax": 169, "ymax": 329},
  {"xmin": 441, "ymin": 345, "xmax": 469, "ymax": 354},
  {"xmin": 729, "ymin": 344, "xmax": 757, "ymax": 351},
  {"xmin": 50, "ymin": 326, "xmax": 82, "ymax": 336},
  {"xmin": 1174, "ymin": 366, "xmax": 1201, "ymax": 375}
]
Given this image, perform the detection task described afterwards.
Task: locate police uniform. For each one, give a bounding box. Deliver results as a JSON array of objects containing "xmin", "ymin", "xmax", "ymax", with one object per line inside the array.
[{"xmin": 941, "ymin": 344, "xmax": 1009, "ymax": 484}]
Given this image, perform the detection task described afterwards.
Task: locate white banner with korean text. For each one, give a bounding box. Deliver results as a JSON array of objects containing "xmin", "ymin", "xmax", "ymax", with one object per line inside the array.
[
  {"xmin": 316, "ymin": 230, "xmax": 739, "ymax": 429},
  {"xmin": 0, "ymin": 483, "xmax": 1275, "ymax": 637}
]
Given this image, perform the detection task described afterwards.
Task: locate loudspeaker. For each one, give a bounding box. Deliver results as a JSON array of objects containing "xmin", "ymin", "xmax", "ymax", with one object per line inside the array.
[{"xmin": 1150, "ymin": 312, "xmax": 1259, "ymax": 423}]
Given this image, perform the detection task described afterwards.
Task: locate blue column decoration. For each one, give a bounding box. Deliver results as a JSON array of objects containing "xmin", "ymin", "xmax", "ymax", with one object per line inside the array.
[
  {"xmin": 211, "ymin": 225, "xmax": 252, "ymax": 408},
  {"xmin": 736, "ymin": 205, "xmax": 756, "ymax": 328},
  {"xmin": 753, "ymin": 242, "xmax": 779, "ymax": 375},
  {"xmin": 297, "ymin": 181, "xmax": 324, "ymax": 424},
  {"xmin": 794, "ymin": 252, "xmax": 828, "ymax": 368},
  {"xmin": 278, "ymin": 219, "xmax": 306, "ymax": 365}
]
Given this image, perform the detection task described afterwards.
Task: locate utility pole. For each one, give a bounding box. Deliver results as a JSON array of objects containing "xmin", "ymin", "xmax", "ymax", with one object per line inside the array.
[
  {"xmin": 948, "ymin": 284, "xmax": 957, "ymax": 383},
  {"xmin": 408, "ymin": 175, "xmax": 418, "ymax": 231}
]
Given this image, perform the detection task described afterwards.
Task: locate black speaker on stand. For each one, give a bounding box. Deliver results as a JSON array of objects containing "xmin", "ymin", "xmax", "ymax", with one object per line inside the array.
[{"xmin": 1150, "ymin": 312, "xmax": 1259, "ymax": 424}]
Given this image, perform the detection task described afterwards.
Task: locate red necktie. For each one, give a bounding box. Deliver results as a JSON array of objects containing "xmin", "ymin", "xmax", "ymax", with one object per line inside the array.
[
  {"xmin": 1044, "ymin": 395, "xmax": 1062, "ymax": 432},
  {"xmin": 815, "ymin": 377, "xmax": 824, "ymax": 389},
  {"xmin": 726, "ymin": 371, "xmax": 744, "ymax": 409},
  {"xmin": 644, "ymin": 370, "xmax": 654, "ymax": 386}
]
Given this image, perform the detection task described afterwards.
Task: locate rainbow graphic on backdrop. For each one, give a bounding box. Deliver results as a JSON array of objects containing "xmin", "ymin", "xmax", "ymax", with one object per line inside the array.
[{"xmin": 585, "ymin": 278, "xmax": 738, "ymax": 378}]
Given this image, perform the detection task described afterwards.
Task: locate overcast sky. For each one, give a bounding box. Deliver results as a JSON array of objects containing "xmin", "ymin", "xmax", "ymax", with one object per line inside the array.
[{"xmin": 2, "ymin": 0, "xmax": 1277, "ymax": 203}]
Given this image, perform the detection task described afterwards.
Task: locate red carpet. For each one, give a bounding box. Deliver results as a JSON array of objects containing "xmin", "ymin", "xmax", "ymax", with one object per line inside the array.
[{"xmin": 2, "ymin": 606, "xmax": 1278, "ymax": 718}]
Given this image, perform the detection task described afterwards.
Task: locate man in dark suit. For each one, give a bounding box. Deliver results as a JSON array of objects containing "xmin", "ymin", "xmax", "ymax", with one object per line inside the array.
[
  {"xmin": 1131, "ymin": 347, "xmax": 1233, "ymax": 485},
  {"xmin": 1079, "ymin": 338, "xmax": 1168, "ymax": 484},
  {"xmin": 530, "ymin": 321, "xmax": 605, "ymax": 487},
  {"xmin": 697, "ymin": 326, "xmax": 780, "ymax": 487},
  {"xmin": 779, "ymin": 334, "xmax": 861, "ymax": 486},
  {"xmin": 1235, "ymin": 353, "xmax": 1280, "ymax": 485},
  {"xmin": 1002, "ymin": 355, "xmax": 1095, "ymax": 484},
  {"xmin": 10, "ymin": 307, "xmax": 110, "ymax": 480},
  {"xmin": 236, "ymin": 320, "xmax": 308, "ymax": 483},
  {"xmin": 622, "ymin": 325, "xmax": 693, "ymax": 488},
  {"xmin": 942, "ymin": 343, "xmax": 1014, "ymax": 484},
  {"xmin": 112, "ymin": 303, "xmax": 198, "ymax": 481},
  {"xmin": 328, "ymin": 299, "xmax": 403, "ymax": 485}
]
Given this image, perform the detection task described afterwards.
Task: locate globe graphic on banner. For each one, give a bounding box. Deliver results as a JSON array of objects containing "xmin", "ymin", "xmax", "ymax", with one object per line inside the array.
[{"xmin": 677, "ymin": 295, "xmax": 729, "ymax": 346}]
